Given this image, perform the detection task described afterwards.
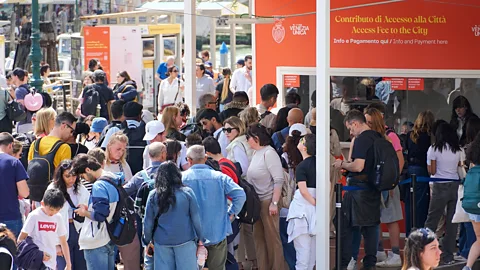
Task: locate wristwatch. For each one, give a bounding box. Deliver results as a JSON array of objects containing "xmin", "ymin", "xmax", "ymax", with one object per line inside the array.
[{"xmin": 272, "ymin": 201, "xmax": 278, "ymax": 206}]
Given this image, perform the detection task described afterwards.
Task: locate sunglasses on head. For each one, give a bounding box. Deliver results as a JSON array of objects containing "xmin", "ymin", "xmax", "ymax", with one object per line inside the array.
[
  {"xmin": 223, "ymin": 127, "xmax": 238, "ymax": 133},
  {"xmin": 60, "ymin": 161, "xmax": 72, "ymax": 170}
]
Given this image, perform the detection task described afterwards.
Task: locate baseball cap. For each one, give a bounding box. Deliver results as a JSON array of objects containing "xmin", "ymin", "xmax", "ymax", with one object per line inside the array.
[
  {"xmin": 90, "ymin": 117, "xmax": 108, "ymax": 133},
  {"xmin": 289, "ymin": 123, "xmax": 308, "ymax": 137},
  {"xmin": 144, "ymin": 121, "xmax": 165, "ymax": 141},
  {"xmin": 236, "ymin": 59, "xmax": 245, "ymax": 66},
  {"xmin": 93, "ymin": 69, "xmax": 106, "ymax": 81}
]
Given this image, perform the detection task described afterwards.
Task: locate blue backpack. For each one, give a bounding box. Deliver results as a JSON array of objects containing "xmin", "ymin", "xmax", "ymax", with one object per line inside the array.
[{"xmin": 462, "ymin": 166, "xmax": 480, "ymax": 215}]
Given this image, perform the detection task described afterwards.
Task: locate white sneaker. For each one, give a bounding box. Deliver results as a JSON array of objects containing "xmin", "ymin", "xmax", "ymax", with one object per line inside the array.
[
  {"xmin": 347, "ymin": 258, "xmax": 357, "ymax": 270},
  {"xmin": 376, "ymin": 251, "xmax": 402, "ymax": 267},
  {"xmin": 376, "ymin": 251, "xmax": 387, "ymax": 263}
]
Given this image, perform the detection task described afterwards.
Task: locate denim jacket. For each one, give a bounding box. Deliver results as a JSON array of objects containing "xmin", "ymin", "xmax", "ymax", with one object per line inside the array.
[
  {"xmin": 142, "ymin": 187, "xmax": 203, "ymax": 246},
  {"xmin": 182, "ymin": 164, "xmax": 246, "ymax": 246}
]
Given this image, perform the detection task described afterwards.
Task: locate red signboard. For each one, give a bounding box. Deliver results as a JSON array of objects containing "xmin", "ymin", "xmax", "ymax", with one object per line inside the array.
[
  {"xmin": 407, "ymin": 78, "xmax": 425, "ymax": 91},
  {"xmin": 284, "ymin": 75, "xmax": 300, "ymax": 87},
  {"xmin": 84, "ymin": 27, "xmax": 111, "ymax": 83},
  {"xmin": 383, "ymin": 77, "xmax": 406, "ymax": 90},
  {"xmin": 330, "ymin": 0, "xmax": 480, "ymax": 69}
]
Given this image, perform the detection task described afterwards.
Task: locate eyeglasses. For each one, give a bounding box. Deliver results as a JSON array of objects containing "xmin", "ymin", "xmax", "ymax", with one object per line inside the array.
[
  {"xmin": 64, "ymin": 123, "xmax": 75, "ymax": 134},
  {"xmin": 172, "ymin": 70, "xmax": 179, "ymax": 73},
  {"xmin": 300, "ymin": 137, "xmax": 306, "ymax": 145},
  {"xmin": 223, "ymin": 127, "xmax": 238, "ymax": 133}
]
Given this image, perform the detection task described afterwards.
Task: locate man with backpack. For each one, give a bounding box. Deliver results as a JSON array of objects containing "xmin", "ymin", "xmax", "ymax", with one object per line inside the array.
[
  {"xmin": 182, "ymin": 145, "xmax": 246, "ymax": 270},
  {"xmin": 81, "ymin": 70, "xmax": 114, "ymax": 121},
  {"xmin": 333, "ymin": 110, "xmax": 382, "ymax": 270},
  {"xmin": 70, "ymin": 154, "xmax": 120, "ymax": 270},
  {"xmin": 122, "ymin": 101, "xmax": 147, "ymax": 175},
  {"xmin": 256, "ymin": 84, "xmax": 278, "ymax": 130},
  {"xmin": 12, "ymin": 68, "xmax": 33, "ymax": 133},
  {"xmin": 132, "ymin": 142, "xmax": 166, "ymax": 270},
  {"xmin": 100, "ymin": 100, "xmax": 125, "ymax": 148},
  {"xmin": 27, "ymin": 112, "xmax": 75, "ymax": 206}
]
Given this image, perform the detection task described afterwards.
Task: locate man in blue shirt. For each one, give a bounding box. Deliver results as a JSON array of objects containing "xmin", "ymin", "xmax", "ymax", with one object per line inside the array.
[
  {"xmin": 155, "ymin": 56, "xmax": 176, "ymax": 82},
  {"xmin": 182, "ymin": 145, "xmax": 246, "ymax": 270},
  {"xmin": 0, "ymin": 132, "xmax": 30, "ymax": 237},
  {"xmin": 271, "ymin": 108, "xmax": 304, "ymax": 155}
]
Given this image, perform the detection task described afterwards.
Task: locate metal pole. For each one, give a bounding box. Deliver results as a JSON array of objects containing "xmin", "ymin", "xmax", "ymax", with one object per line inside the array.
[
  {"xmin": 411, "ymin": 174, "xmax": 417, "ymax": 229},
  {"xmin": 335, "ymin": 183, "xmax": 343, "ymax": 270},
  {"xmin": 229, "ymin": 23, "xmax": 236, "ymax": 70},
  {"xmin": 29, "ymin": 0, "xmax": 44, "ymax": 92},
  {"xmin": 184, "ymin": 0, "xmax": 196, "ymax": 112},
  {"xmin": 74, "ymin": 0, "xmax": 81, "ymax": 32}
]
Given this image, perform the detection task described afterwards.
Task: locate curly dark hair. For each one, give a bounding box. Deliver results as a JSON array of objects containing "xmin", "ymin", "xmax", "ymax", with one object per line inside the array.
[
  {"xmin": 53, "ymin": 160, "xmax": 80, "ymax": 195},
  {"xmin": 282, "ymin": 130, "xmax": 303, "ymax": 172},
  {"xmin": 155, "ymin": 161, "xmax": 184, "ymax": 215}
]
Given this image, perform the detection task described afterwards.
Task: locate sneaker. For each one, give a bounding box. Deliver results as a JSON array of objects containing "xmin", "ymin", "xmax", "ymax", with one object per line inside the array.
[
  {"xmin": 462, "ymin": 266, "xmax": 472, "ymax": 270},
  {"xmin": 454, "ymin": 255, "xmax": 467, "ymax": 262},
  {"xmin": 376, "ymin": 251, "xmax": 402, "ymax": 267},
  {"xmin": 347, "ymin": 258, "xmax": 358, "ymax": 270},
  {"xmin": 376, "ymin": 251, "xmax": 387, "ymax": 263}
]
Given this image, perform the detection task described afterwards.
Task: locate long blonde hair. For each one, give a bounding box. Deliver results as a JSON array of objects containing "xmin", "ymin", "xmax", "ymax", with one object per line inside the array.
[
  {"xmin": 34, "ymin": 107, "xmax": 57, "ymax": 136},
  {"xmin": 162, "ymin": 106, "xmax": 180, "ymax": 134},
  {"xmin": 224, "ymin": 116, "xmax": 246, "ymax": 138},
  {"xmin": 410, "ymin": 110, "xmax": 435, "ymax": 144},
  {"xmin": 105, "ymin": 132, "xmax": 129, "ymax": 165},
  {"xmin": 220, "ymin": 68, "xmax": 232, "ymax": 103}
]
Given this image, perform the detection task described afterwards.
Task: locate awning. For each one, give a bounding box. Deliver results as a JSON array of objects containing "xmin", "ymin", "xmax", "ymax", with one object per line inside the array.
[{"xmin": 138, "ymin": 1, "xmax": 249, "ymax": 16}]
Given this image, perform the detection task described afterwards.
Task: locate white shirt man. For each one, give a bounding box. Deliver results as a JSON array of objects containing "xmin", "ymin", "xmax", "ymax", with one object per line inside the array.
[{"xmin": 230, "ymin": 56, "xmax": 252, "ymax": 93}]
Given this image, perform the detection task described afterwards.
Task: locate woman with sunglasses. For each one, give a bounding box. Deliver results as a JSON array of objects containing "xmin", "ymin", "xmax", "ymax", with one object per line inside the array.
[
  {"xmin": 113, "ymin": 71, "xmax": 138, "ymax": 103},
  {"xmin": 48, "ymin": 160, "xmax": 89, "ymax": 270},
  {"xmin": 223, "ymin": 116, "xmax": 257, "ymax": 269},
  {"xmin": 402, "ymin": 228, "xmax": 441, "ymax": 270},
  {"xmin": 158, "ymin": 66, "xmax": 184, "ymax": 113},
  {"xmin": 246, "ymin": 123, "xmax": 287, "ymax": 270}
]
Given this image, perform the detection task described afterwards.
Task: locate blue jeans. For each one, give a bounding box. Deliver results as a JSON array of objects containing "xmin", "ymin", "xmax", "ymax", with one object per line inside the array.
[
  {"xmin": 405, "ymin": 166, "xmax": 430, "ymax": 236},
  {"xmin": 57, "ymin": 223, "xmax": 87, "ymax": 270},
  {"xmin": 1, "ymin": 219, "xmax": 23, "ymax": 238},
  {"xmin": 84, "ymin": 242, "xmax": 115, "ymax": 270},
  {"xmin": 459, "ymin": 222, "xmax": 476, "ymax": 258},
  {"xmin": 154, "ymin": 241, "xmax": 197, "ymax": 269},
  {"xmin": 280, "ymin": 217, "xmax": 296, "ymax": 269}
]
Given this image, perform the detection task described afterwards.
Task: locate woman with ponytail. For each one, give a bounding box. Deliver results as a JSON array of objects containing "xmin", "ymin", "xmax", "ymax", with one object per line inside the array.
[{"xmin": 215, "ymin": 68, "xmax": 233, "ymax": 112}]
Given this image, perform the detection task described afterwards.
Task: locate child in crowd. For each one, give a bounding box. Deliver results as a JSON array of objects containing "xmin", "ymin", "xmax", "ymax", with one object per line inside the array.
[{"xmin": 18, "ymin": 189, "xmax": 71, "ymax": 270}]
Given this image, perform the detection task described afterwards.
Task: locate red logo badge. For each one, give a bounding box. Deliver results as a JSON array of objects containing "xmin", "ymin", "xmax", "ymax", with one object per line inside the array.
[{"xmin": 38, "ymin": 222, "xmax": 57, "ymax": 232}]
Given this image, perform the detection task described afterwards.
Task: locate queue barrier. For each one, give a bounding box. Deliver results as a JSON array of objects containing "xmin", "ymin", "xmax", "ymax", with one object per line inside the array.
[{"xmin": 334, "ymin": 175, "xmax": 461, "ymax": 270}]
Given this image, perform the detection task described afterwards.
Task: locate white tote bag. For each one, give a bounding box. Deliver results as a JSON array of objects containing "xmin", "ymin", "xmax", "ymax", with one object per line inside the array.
[{"xmin": 452, "ymin": 184, "xmax": 470, "ymax": 223}]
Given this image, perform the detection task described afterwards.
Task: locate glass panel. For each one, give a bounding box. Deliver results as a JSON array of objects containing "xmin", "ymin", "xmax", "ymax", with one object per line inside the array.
[{"xmin": 329, "ymin": 76, "xmax": 480, "ymax": 141}]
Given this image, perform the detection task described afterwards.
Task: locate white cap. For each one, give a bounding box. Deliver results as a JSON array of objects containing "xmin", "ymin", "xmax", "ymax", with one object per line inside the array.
[
  {"xmin": 289, "ymin": 123, "xmax": 308, "ymax": 137},
  {"xmin": 143, "ymin": 121, "xmax": 165, "ymax": 141}
]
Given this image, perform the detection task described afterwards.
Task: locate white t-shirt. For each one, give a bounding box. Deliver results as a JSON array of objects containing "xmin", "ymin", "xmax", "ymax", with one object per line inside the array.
[
  {"xmin": 21, "ymin": 208, "xmax": 67, "ymax": 269},
  {"xmin": 427, "ymin": 144, "xmax": 464, "ymax": 183}
]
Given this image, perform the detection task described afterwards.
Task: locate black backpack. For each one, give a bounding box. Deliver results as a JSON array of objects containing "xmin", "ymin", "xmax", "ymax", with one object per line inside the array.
[
  {"xmin": 220, "ymin": 161, "xmax": 261, "ymax": 224},
  {"xmin": 100, "ymin": 177, "xmax": 136, "ymax": 246},
  {"xmin": 371, "ymin": 133, "xmax": 400, "ymax": 191},
  {"xmin": 81, "ymin": 85, "xmax": 100, "ymax": 116},
  {"xmin": 26, "ymin": 138, "xmax": 64, "ymax": 202},
  {"xmin": 122, "ymin": 121, "xmax": 147, "ymax": 175}
]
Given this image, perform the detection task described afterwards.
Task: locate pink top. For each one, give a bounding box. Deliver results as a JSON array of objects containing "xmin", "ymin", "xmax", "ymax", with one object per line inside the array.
[{"xmin": 387, "ymin": 130, "xmax": 402, "ymax": 152}]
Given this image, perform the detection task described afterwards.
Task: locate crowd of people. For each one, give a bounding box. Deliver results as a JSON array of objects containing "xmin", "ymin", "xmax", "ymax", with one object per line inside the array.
[
  {"xmin": 330, "ymin": 76, "xmax": 480, "ymax": 270},
  {"xmin": 0, "ymin": 53, "xmax": 320, "ymax": 270}
]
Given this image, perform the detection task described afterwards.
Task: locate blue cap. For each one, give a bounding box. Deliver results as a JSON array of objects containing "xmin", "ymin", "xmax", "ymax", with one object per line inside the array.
[
  {"xmin": 90, "ymin": 117, "xmax": 108, "ymax": 133},
  {"xmin": 220, "ymin": 42, "xmax": 228, "ymax": 54},
  {"xmin": 236, "ymin": 59, "xmax": 245, "ymax": 66}
]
